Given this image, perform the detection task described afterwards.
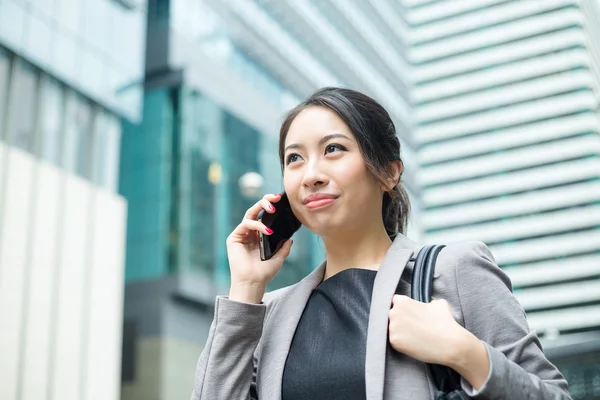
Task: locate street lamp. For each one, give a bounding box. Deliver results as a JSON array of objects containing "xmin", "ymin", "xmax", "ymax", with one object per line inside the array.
[{"xmin": 238, "ymin": 171, "xmax": 264, "ymax": 199}]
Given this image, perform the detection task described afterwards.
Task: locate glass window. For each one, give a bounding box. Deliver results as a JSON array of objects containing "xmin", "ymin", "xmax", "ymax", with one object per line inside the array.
[
  {"xmin": 0, "ymin": 47, "xmax": 12, "ymax": 140},
  {"xmin": 25, "ymin": 12, "xmax": 53, "ymax": 66},
  {"xmin": 38, "ymin": 76, "xmax": 64, "ymax": 165},
  {"xmin": 6, "ymin": 60, "xmax": 39, "ymax": 152},
  {"xmin": 82, "ymin": 0, "xmax": 107, "ymax": 51},
  {"xmin": 93, "ymin": 110, "xmax": 122, "ymax": 190},
  {"xmin": 81, "ymin": 48, "xmax": 106, "ymax": 95},
  {"xmin": 76, "ymin": 98, "xmax": 93, "ymax": 178},
  {"xmin": 62, "ymin": 92, "xmax": 78, "ymax": 172},
  {"xmin": 109, "ymin": 4, "xmax": 142, "ymax": 72},
  {"xmin": 56, "ymin": 0, "xmax": 81, "ymax": 34},
  {"xmin": 62, "ymin": 92, "xmax": 93, "ymax": 178},
  {"xmin": 29, "ymin": 0, "xmax": 57, "ymax": 18},
  {"xmin": 0, "ymin": 0, "xmax": 26, "ymax": 49},
  {"xmin": 102, "ymin": 114, "xmax": 121, "ymax": 191},
  {"xmin": 92, "ymin": 110, "xmax": 107, "ymax": 185},
  {"xmin": 54, "ymin": 30, "xmax": 79, "ymax": 83}
]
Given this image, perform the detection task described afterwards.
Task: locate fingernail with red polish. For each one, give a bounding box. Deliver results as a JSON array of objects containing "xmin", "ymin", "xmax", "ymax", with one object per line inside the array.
[
  {"xmin": 265, "ymin": 227, "xmax": 273, "ymax": 234},
  {"xmin": 269, "ymin": 204, "xmax": 276, "ymax": 211}
]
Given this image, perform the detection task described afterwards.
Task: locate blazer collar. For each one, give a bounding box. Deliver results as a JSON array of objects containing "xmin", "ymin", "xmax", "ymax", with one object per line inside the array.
[
  {"xmin": 259, "ymin": 234, "xmax": 419, "ymax": 400},
  {"xmin": 259, "ymin": 261, "xmax": 326, "ymax": 400},
  {"xmin": 365, "ymin": 234, "xmax": 418, "ymax": 400}
]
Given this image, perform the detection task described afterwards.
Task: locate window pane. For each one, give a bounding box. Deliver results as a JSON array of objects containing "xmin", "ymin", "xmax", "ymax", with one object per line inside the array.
[
  {"xmin": 56, "ymin": 0, "xmax": 81, "ymax": 34},
  {"xmin": 6, "ymin": 60, "xmax": 39, "ymax": 152},
  {"xmin": 75, "ymin": 98, "xmax": 92, "ymax": 178},
  {"xmin": 0, "ymin": 0, "xmax": 26, "ymax": 50},
  {"xmin": 0, "ymin": 47, "xmax": 12, "ymax": 140},
  {"xmin": 62, "ymin": 92, "xmax": 92, "ymax": 177},
  {"xmin": 39, "ymin": 76, "xmax": 64, "ymax": 165},
  {"xmin": 29, "ymin": 0, "xmax": 57, "ymax": 18},
  {"xmin": 25, "ymin": 12, "xmax": 53, "ymax": 67},
  {"xmin": 92, "ymin": 110, "xmax": 108, "ymax": 186},
  {"xmin": 103, "ymin": 114, "xmax": 121, "ymax": 191},
  {"xmin": 62, "ymin": 92, "xmax": 78, "ymax": 172},
  {"xmin": 94, "ymin": 110, "xmax": 122, "ymax": 191}
]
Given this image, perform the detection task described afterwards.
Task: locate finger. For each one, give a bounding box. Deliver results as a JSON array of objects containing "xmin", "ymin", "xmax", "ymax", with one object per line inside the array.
[
  {"xmin": 243, "ymin": 193, "xmax": 282, "ymax": 220},
  {"xmin": 432, "ymin": 298, "xmax": 450, "ymax": 310},
  {"xmin": 392, "ymin": 294, "xmax": 409, "ymax": 306},
  {"xmin": 231, "ymin": 219, "xmax": 273, "ymax": 238},
  {"xmin": 260, "ymin": 198, "xmax": 277, "ymax": 214},
  {"xmin": 266, "ymin": 192, "xmax": 283, "ymax": 203}
]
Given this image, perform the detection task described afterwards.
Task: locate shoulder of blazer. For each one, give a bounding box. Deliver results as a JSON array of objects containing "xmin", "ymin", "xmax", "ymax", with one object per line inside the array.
[
  {"xmin": 261, "ymin": 282, "xmax": 299, "ymax": 320},
  {"xmin": 428, "ymin": 240, "xmax": 513, "ymax": 317},
  {"xmin": 432, "ymin": 240, "xmax": 497, "ymax": 279}
]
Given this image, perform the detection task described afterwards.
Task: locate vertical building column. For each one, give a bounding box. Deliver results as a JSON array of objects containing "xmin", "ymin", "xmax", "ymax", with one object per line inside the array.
[
  {"xmin": 83, "ymin": 191, "xmax": 127, "ymax": 400},
  {"xmin": 0, "ymin": 147, "xmax": 36, "ymax": 400},
  {"xmin": 49, "ymin": 175, "xmax": 92, "ymax": 400},
  {"xmin": 20, "ymin": 162, "xmax": 62, "ymax": 400}
]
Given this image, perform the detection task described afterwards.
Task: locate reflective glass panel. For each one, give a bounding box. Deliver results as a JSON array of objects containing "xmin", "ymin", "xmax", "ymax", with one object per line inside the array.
[
  {"xmin": 0, "ymin": 47, "xmax": 11, "ymax": 139},
  {"xmin": 7, "ymin": 60, "xmax": 39, "ymax": 152},
  {"xmin": 102, "ymin": 114, "xmax": 121, "ymax": 191},
  {"xmin": 62, "ymin": 92, "xmax": 92, "ymax": 177},
  {"xmin": 39, "ymin": 76, "xmax": 64, "ymax": 165}
]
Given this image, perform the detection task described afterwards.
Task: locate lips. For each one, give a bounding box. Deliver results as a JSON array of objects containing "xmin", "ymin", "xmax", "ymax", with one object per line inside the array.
[{"xmin": 303, "ymin": 193, "xmax": 339, "ymax": 209}]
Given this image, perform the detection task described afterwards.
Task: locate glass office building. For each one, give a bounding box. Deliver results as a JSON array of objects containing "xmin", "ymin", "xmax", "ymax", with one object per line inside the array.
[
  {"xmin": 120, "ymin": 1, "xmax": 329, "ymax": 399},
  {"xmin": 120, "ymin": 86, "xmax": 319, "ymax": 288},
  {"xmin": 0, "ymin": 1, "xmax": 147, "ymax": 400}
]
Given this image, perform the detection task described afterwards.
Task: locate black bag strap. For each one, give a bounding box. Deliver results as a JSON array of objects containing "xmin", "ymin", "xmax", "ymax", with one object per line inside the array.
[{"xmin": 408, "ymin": 245, "xmax": 467, "ymax": 399}]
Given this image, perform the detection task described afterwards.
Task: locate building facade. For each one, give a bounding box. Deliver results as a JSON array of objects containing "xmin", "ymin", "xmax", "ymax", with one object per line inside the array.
[
  {"xmin": 406, "ymin": 0, "xmax": 600, "ymax": 397},
  {"xmin": 0, "ymin": 0, "xmax": 147, "ymax": 399}
]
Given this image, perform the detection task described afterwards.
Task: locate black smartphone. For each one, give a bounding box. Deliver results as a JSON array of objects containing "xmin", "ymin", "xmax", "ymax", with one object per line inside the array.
[{"xmin": 258, "ymin": 192, "xmax": 302, "ymax": 261}]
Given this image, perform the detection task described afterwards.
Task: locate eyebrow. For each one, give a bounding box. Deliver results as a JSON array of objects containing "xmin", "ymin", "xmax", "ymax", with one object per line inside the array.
[{"xmin": 284, "ymin": 133, "xmax": 351, "ymax": 153}]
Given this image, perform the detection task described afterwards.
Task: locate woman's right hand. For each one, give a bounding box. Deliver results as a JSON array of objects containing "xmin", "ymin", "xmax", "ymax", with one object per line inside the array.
[{"xmin": 226, "ymin": 193, "xmax": 294, "ymax": 304}]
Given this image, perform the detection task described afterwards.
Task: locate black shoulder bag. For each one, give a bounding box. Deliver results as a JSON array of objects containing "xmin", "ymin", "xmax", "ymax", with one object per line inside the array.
[{"xmin": 406, "ymin": 244, "xmax": 468, "ymax": 400}]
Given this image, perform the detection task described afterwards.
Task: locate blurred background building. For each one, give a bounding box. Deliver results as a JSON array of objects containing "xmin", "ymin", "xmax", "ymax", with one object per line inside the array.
[
  {"xmin": 409, "ymin": 0, "xmax": 600, "ymax": 396},
  {"xmin": 0, "ymin": 0, "xmax": 146, "ymax": 399},
  {"xmin": 1, "ymin": 0, "xmax": 600, "ymax": 400}
]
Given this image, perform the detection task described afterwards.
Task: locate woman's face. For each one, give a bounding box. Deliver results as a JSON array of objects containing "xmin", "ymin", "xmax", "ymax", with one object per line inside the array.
[{"xmin": 282, "ymin": 106, "xmax": 384, "ymax": 237}]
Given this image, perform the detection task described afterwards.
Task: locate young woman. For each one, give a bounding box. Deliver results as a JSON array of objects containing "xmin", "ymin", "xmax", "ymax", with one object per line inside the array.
[{"xmin": 191, "ymin": 87, "xmax": 571, "ymax": 400}]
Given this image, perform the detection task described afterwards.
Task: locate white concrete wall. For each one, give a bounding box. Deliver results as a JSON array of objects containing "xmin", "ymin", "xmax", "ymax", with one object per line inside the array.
[{"xmin": 0, "ymin": 141, "xmax": 127, "ymax": 400}]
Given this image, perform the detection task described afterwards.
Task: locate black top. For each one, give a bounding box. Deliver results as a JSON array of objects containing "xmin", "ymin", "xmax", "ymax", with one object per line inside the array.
[{"xmin": 282, "ymin": 268, "xmax": 378, "ymax": 400}]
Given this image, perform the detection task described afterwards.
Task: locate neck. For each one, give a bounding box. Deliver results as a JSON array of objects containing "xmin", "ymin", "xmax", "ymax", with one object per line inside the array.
[{"xmin": 321, "ymin": 224, "xmax": 393, "ymax": 281}]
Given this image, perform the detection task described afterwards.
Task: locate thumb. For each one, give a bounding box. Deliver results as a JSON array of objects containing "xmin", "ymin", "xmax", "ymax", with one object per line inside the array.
[{"xmin": 271, "ymin": 239, "xmax": 293, "ymax": 263}]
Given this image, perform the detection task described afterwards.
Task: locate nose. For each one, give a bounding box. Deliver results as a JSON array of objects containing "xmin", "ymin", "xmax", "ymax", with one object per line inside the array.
[{"xmin": 301, "ymin": 159, "xmax": 329, "ymax": 188}]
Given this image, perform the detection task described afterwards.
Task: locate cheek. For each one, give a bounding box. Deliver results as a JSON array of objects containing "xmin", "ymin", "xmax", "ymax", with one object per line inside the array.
[
  {"xmin": 283, "ymin": 170, "xmax": 301, "ymax": 200},
  {"xmin": 335, "ymin": 157, "xmax": 375, "ymax": 189}
]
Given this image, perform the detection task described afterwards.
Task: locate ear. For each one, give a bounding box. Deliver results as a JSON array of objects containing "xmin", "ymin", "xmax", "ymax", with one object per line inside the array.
[{"xmin": 380, "ymin": 160, "xmax": 403, "ymax": 192}]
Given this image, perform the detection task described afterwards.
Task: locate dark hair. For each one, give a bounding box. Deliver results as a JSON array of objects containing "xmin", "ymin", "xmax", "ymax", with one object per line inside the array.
[{"xmin": 278, "ymin": 87, "xmax": 410, "ymax": 236}]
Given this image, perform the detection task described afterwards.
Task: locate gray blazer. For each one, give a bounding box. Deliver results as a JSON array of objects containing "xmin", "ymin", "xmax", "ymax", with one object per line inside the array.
[{"xmin": 191, "ymin": 234, "xmax": 571, "ymax": 399}]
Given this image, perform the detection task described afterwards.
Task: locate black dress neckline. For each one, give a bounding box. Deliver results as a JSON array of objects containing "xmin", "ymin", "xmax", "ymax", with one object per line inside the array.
[{"xmin": 282, "ymin": 266, "xmax": 378, "ymax": 400}]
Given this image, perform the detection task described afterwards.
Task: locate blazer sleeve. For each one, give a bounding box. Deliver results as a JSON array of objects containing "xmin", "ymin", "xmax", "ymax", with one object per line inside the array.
[
  {"xmin": 190, "ymin": 296, "xmax": 265, "ymax": 400},
  {"xmin": 447, "ymin": 241, "xmax": 572, "ymax": 400}
]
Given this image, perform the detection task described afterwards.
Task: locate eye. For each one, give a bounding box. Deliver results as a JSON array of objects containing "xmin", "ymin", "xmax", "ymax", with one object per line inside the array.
[
  {"xmin": 285, "ymin": 153, "xmax": 302, "ymax": 165},
  {"xmin": 325, "ymin": 143, "xmax": 346, "ymax": 154}
]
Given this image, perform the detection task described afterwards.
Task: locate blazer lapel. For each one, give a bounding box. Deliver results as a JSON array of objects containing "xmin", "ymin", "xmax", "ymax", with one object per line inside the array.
[
  {"xmin": 365, "ymin": 235, "xmax": 418, "ymax": 400},
  {"xmin": 259, "ymin": 261, "xmax": 326, "ymax": 400}
]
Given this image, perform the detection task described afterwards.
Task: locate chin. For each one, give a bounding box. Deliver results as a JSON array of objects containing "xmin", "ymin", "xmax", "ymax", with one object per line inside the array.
[{"xmin": 303, "ymin": 217, "xmax": 347, "ymax": 238}]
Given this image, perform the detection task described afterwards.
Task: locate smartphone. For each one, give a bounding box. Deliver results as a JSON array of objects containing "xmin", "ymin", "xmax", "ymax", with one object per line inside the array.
[{"xmin": 258, "ymin": 192, "xmax": 302, "ymax": 261}]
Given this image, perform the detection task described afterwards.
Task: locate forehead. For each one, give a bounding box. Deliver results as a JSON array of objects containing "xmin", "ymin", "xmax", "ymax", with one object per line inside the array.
[{"xmin": 285, "ymin": 107, "xmax": 353, "ymax": 144}]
